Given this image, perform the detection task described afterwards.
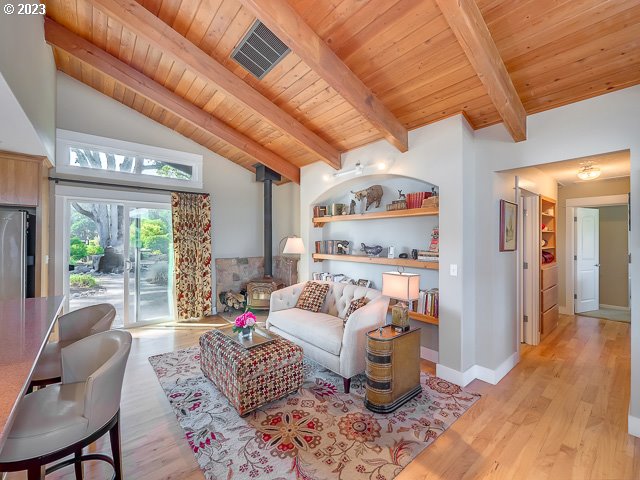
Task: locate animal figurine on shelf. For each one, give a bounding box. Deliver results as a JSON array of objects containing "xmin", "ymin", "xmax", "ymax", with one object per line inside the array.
[
  {"xmin": 349, "ymin": 199, "xmax": 356, "ymax": 215},
  {"xmin": 351, "ymin": 185, "xmax": 384, "ymax": 211},
  {"xmin": 397, "ymin": 189, "xmax": 406, "ymax": 200},
  {"xmin": 336, "ymin": 240, "xmax": 350, "ymax": 255},
  {"xmin": 360, "ymin": 243, "xmax": 383, "ymax": 257}
]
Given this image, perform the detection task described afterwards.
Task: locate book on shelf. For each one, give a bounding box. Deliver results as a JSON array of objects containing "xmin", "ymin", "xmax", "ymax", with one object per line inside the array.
[
  {"xmin": 415, "ymin": 288, "xmax": 439, "ymax": 318},
  {"xmin": 417, "ymin": 250, "xmax": 439, "ymax": 262},
  {"xmin": 314, "ymin": 240, "xmax": 349, "ymax": 255}
]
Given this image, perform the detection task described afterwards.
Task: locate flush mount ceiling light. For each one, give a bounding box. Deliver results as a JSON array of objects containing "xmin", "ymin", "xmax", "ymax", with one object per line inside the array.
[{"xmin": 577, "ymin": 161, "xmax": 601, "ymax": 181}]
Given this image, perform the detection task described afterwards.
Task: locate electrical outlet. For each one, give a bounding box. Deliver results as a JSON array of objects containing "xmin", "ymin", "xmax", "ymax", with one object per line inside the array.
[{"xmin": 450, "ymin": 264, "xmax": 458, "ymax": 276}]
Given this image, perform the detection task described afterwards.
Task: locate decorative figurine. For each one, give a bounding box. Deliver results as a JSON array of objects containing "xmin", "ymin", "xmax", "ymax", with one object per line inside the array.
[
  {"xmin": 361, "ymin": 243, "xmax": 383, "ymax": 257},
  {"xmin": 351, "ymin": 185, "xmax": 384, "ymax": 211},
  {"xmin": 397, "ymin": 189, "xmax": 406, "ymax": 200},
  {"xmin": 336, "ymin": 240, "xmax": 350, "ymax": 255},
  {"xmin": 349, "ymin": 199, "xmax": 356, "ymax": 215}
]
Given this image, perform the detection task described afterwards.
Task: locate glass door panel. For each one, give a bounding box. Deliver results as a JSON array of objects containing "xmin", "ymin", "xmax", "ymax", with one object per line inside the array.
[
  {"xmin": 127, "ymin": 207, "xmax": 174, "ymax": 325},
  {"xmin": 67, "ymin": 201, "xmax": 125, "ymax": 327}
]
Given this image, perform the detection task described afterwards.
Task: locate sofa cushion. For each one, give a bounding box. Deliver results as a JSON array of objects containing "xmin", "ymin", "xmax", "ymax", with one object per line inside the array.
[
  {"xmin": 344, "ymin": 297, "xmax": 369, "ymax": 322},
  {"xmin": 296, "ymin": 282, "xmax": 330, "ymax": 313},
  {"xmin": 321, "ymin": 282, "xmax": 382, "ymax": 318},
  {"xmin": 267, "ymin": 308, "xmax": 344, "ymax": 356}
]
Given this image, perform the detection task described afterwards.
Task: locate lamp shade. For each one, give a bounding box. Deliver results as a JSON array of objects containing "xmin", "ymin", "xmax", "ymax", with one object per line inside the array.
[
  {"xmin": 283, "ymin": 237, "xmax": 305, "ymax": 254},
  {"xmin": 382, "ymin": 272, "xmax": 420, "ymax": 301}
]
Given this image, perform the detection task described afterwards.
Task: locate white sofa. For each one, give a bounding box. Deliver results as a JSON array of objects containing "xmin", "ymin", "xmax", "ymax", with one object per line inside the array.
[{"xmin": 267, "ymin": 281, "xmax": 390, "ymax": 392}]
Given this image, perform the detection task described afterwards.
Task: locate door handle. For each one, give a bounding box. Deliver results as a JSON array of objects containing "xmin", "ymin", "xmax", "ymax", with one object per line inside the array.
[{"xmin": 594, "ymin": 264, "xmax": 600, "ymax": 267}]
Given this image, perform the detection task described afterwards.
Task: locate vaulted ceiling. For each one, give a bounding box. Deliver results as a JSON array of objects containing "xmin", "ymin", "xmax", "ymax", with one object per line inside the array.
[{"xmin": 44, "ymin": 0, "xmax": 640, "ymax": 183}]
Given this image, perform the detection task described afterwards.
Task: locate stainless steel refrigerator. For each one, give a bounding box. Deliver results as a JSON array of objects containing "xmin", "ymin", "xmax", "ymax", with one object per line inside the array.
[{"xmin": 0, "ymin": 210, "xmax": 27, "ymax": 301}]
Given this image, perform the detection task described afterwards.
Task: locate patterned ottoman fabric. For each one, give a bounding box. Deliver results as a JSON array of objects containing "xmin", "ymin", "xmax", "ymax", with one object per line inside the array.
[{"xmin": 199, "ymin": 328, "xmax": 304, "ymax": 416}]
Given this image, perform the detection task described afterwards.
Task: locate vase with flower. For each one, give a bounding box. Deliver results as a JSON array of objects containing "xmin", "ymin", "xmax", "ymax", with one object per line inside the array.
[{"xmin": 232, "ymin": 310, "xmax": 257, "ymax": 339}]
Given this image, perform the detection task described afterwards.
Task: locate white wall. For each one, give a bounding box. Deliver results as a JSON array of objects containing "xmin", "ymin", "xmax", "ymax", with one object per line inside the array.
[
  {"xmin": 0, "ymin": 13, "xmax": 55, "ymax": 162},
  {"xmin": 301, "ymin": 85, "xmax": 640, "ymax": 417},
  {"xmin": 301, "ymin": 115, "xmax": 475, "ymax": 374},
  {"xmin": 473, "ymin": 85, "xmax": 640, "ymax": 432},
  {"xmin": 312, "ymin": 175, "xmax": 440, "ymax": 351},
  {"xmin": 54, "ymin": 72, "xmax": 299, "ymax": 299}
]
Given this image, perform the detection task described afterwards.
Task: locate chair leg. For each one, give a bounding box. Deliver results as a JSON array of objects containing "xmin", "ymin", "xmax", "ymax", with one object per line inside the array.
[
  {"xmin": 343, "ymin": 377, "xmax": 351, "ymax": 394},
  {"xmin": 74, "ymin": 449, "xmax": 84, "ymax": 480},
  {"xmin": 27, "ymin": 463, "xmax": 45, "ymax": 480},
  {"xmin": 109, "ymin": 414, "xmax": 123, "ymax": 480}
]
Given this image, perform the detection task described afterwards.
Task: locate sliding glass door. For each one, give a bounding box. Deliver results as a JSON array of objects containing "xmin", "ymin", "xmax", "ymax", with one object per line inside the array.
[
  {"xmin": 65, "ymin": 198, "xmax": 174, "ymax": 327},
  {"xmin": 127, "ymin": 207, "xmax": 174, "ymax": 324}
]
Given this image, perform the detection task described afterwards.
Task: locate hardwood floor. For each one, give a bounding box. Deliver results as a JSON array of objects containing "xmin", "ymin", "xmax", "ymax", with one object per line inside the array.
[{"xmin": 7, "ymin": 313, "xmax": 639, "ymax": 479}]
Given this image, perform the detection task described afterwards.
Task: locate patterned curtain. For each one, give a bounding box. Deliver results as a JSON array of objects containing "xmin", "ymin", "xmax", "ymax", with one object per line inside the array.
[{"xmin": 171, "ymin": 192, "xmax": 212, "ymax": 320}]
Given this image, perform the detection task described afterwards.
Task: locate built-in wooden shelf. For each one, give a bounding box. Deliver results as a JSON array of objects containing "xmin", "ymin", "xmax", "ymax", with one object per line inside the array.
[
  {"xmin": 312, "ymin": 253, "xmax": 439, "ymax": 270},
  {"xmin": 313, "ymin": 207, "xmax": 438, "ymax": 226},
  {"xmin": 387, "ymin": 306, "xmax": 439, "ymax": 325},
  {"xmin": 541, "ymin": 262, "xmax": 557, "ymax": 269},
  {"xmin": 542, "ymin": 230, "xmax": 555, "ymax": 233},
  {"xmin": 541, "ymin": 212, "xmax": 555, "ymax": 218},
  {"xmin": 541, "ymin": 246, "xmax": 556, "ymax": 250}
]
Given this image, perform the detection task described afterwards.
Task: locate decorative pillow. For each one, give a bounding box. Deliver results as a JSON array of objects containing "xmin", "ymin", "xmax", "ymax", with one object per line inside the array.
[
  {"xmin": 296, "ymin": 282, "xmax": 330, "ymax": 313},
  {"xmin": 344, "ymin": 297, "xmax": 369, "ymax": 321}
]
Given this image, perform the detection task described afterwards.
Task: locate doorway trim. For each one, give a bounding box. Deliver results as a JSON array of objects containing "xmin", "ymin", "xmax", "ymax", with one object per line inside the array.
[
  {"xmin": 563, "ymin": 194, "xmax": 629, "ymax": 314},
  {"xmin": 53, "ymin": 185, "xmax": 171, "ymax": 326}
]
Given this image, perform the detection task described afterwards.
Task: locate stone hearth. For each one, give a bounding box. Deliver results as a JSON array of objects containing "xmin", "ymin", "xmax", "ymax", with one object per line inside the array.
[{"xmin": 215, "ymin": 256, "xmax": 298, "ymax": 311}]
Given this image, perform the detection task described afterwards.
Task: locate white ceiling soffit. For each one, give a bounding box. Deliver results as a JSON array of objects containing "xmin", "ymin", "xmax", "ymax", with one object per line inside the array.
[
  {"xmin": 532, "ymin": 150, "xmax": 630, "ymax": 185},
  {"xmin": 0, "ymin": 72, "xmax": 48, "ymax": 157}
]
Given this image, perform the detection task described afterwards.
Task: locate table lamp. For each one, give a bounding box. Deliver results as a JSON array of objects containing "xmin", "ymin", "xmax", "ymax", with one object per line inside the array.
[
  {"xmin": 382, "ymin": 270, "xmax": 420, "ymax": 332},
  {"xmin": 282, "ymin": 236, "xmax": 305, "ymax": 255},
  {"xmin": 280, "ymin": 236, "xmax": 305, "ymax": 285}
]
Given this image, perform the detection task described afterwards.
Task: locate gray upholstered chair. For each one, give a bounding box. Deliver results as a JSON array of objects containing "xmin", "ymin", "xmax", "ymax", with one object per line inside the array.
[
  {"xmin": 0, "ymin": 329, "xmax": 132, "ymax": 480},
  {"xmin": 30, "ymin": 303, "xmax": 116, "ymax": 390}
]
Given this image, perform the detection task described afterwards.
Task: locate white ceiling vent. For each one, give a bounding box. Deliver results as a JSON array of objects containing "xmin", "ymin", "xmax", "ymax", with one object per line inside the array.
[{"xmin": 231, "ymin": 21, "xmax": 290, "ymax": 79}]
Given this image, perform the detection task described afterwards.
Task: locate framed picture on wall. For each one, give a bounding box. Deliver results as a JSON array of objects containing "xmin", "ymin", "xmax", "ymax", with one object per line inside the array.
[{"xmin": 499, "ymin": 200, "xmax": 518, "ymax": 252}]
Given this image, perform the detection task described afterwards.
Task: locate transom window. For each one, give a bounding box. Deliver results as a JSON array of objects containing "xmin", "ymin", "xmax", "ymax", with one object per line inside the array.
[{"xmin": 56, "ymin": 130, "xmax": 203, "ymax": 189}]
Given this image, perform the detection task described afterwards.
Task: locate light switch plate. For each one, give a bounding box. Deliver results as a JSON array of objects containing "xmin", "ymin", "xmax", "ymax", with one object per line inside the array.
[{"xmin": 450, "ymin": 264, "xmax": 458, "ymax": 276}]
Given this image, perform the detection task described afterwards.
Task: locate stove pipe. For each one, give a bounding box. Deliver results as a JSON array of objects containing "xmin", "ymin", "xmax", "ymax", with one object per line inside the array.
[{"xmin": 255, "ymin": 165, "xmax": 281, "ymax": 277}]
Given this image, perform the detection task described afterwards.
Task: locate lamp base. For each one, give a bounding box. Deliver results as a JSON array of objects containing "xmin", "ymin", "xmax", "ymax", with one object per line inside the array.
[{"xmin": 390, "ymin": 303, "xmax": 411, "ymax": 332}]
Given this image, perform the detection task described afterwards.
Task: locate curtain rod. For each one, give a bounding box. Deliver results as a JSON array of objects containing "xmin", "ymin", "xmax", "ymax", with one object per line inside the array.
[{"xmin": 48, "ymin": 176, "xmax": 208, "ymax": 196}]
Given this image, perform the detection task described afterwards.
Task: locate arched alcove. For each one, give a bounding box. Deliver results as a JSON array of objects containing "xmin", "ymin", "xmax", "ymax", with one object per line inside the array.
[{"xmin": 307, "ymin": 173, "xmax": 440, "ymax": 358}]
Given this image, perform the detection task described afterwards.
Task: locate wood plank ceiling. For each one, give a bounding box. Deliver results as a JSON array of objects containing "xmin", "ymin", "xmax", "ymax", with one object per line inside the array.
[{"xmin": 44, "ymin": 0, "xmax": 640, "ymax": 182}]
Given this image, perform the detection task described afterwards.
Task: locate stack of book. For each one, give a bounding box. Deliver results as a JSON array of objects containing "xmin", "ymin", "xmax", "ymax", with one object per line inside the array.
[
  {"xmin": 416, "ymin": 288, "xmax": 439, "ymax": 318},
  {"xmin": 313, "ymin": 205, "xmax": 327, "ymax": 217},
  {"xmin": 417, "ymin": 250, "xmax": 439, "ymax": 262},
  {"xmin": 315, "ymin": 240, "xmax": 349, "ymax": 254}
]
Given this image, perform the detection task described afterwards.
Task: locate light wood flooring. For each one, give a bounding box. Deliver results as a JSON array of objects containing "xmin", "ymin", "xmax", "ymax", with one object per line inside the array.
[{"xmin": 7, "ymin": 313, "xmax": 639, "ymax": 479}]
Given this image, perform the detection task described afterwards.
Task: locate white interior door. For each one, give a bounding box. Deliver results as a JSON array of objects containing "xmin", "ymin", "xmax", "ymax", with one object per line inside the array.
[{"xmin": 575, "ymin": 207, "xmax": 600, "ymax": 313}]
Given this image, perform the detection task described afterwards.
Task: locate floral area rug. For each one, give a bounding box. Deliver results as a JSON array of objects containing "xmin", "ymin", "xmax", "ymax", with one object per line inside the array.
[{"xmin": 149, "ymin": 347, "xmax": 480, "ymax": 480}]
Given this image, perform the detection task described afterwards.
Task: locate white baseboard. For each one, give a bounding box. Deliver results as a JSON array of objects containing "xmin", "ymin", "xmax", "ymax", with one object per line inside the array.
[
  {"xmin": 629, "ymin": 412, "xmax": 640, "ymax": 438},
  {"xmin": 435, "ymin": 363, "xmax": 477, "ymax": 387},
  {"xmin": 600, "ymin": 304, "xmax": 630, "ymax": 311},
  {"xmin": 436, "ymin": 352, "xmax": 520, "ymax": 387},
  {"xmin": 420, "ymin": 346, "xmax": 439, "ymax": 363},
  {"xmin": 474, "ymin": 352, "xmax": 519, "ymax": 385}
]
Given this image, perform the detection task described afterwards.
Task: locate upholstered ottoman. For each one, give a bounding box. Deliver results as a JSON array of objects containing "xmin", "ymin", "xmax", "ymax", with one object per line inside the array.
[{"xmin": 199, "ymin": 326, "xmax": 304, "ymax": 416}]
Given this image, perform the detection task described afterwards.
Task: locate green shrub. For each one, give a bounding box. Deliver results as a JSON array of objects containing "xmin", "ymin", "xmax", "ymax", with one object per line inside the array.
[
  {"xmin": 86, "ymin": 238, "xmax": 104, "ymax": 256},
  {"xmin": 146, "ymin": 234, "xmax": 170, "ymax": 254},
  {"xmin": 70, "ymin": 237, "xmax": 88, "ymax": 261},
  {"xmin": 69, "ymin": 273, "xmax": 98, "ymax": 288}
]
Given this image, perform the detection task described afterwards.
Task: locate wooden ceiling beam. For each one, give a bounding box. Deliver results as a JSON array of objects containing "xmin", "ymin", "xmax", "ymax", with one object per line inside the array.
[
  {"xmin": 435, "ymin": 0, "xmax": 527, "ymax": 141},
  {"xmin": 239, "ymin": 0, "xmax": 409, "ymax": 153},
  {"xmin": 44, "ymin": 18, "xmax": 301, "ymax": 183},
  {"xmin": 90, "ymin": 0, "xmax": 341, "ymax": 169}
]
